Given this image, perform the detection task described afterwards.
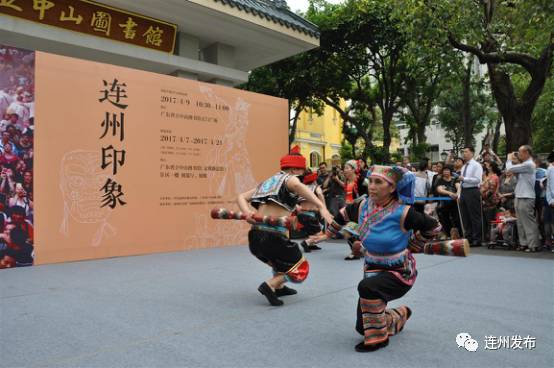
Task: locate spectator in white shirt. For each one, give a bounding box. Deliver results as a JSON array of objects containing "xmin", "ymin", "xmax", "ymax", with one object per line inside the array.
[
  {"xmin": 7, "ymin": 96, "xmax": 29, "ymax": 127},
  {"xmin": 544, "ymin": 150, "xmax": 554, "ymax": 252},
  {"xmin": 506, "ymin": 145, "xmax": 540, "ymax": 252},
  {"xmin": 0, "ymin": 90, "xmax": 12, "ymax": 117},
  {"xmin": 414, "ymin": 160, "xmax": 430, "ymax": 213},
  {"xmin": 459, "ymin": 146, "xmax": 484, "ymax": 247}
]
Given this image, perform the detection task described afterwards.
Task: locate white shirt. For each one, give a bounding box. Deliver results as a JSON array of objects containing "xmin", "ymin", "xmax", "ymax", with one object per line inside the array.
[
  {"xmin": 7, "ymin": 101, "xmax": 29, "ymax": 125},
  {"xmin": 0, "ymin": 119, "xmax": 11, "ymax": 132},
  {"xmin": 415, "ymin": 174, "xmax": 429, "ymax": 198},
  {"xmin": 0, "ymin": 91, "xmax": 12, "ymax": 116},
  {"xmin": 461, "ymin": 158, "xmax": 483, "ymax": 188},
  {"xmin": 25, "ymin": 101, "xmax": 34, "ymax": 120},
  {"xmin": 546, "ymin": 165, "xmax": 554, "ymax": 205},
  {"xmin": 426, "ymin": 170, "xmax": 437, "ymax": 188},
  {"xmin": 506, "ymin": 158, "xmax": 536, "ymax": 199}
]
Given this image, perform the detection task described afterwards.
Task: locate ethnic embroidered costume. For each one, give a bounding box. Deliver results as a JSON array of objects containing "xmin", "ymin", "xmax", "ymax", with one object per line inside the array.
[{"xmin": 332, "ymin": 165, "xmax": 438, "ymax": 352}]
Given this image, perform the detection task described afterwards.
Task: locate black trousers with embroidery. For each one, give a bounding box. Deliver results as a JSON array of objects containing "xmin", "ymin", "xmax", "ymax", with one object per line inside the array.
[{"xmin": 356, "ymin": 272, "xmax": 412, "ymax": 336}]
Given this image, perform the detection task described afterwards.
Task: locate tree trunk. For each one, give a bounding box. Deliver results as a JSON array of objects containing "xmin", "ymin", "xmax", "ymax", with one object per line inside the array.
[
  {"xmin": 288, "ymin": 103, "xmax": 304, "ymax": 148},
  {"xmin": 448, "ymin": 29, "xmax": 553, "ymax": 153},
  {"xmin": 349, "ymin": 137, "xmax": 357, "ymax": 158},
  {"xmin": 492, "ymin": 116, "xmax": 502, "ymax": 153},
  {"xmin": 486, "ymin": 64, "xmax": 534, "ymax": 152},
  {"xmin": 358, "ymin": 120, "xmax": 375, "ymax": 161},
  {"xmin": 503, "ymin": 109, "xmax": 533, "ymax": 153},
  {"xmin": 382, "ymin": 109, "xmax": 393, "ymax": 163},
  {"xmin": 461, "ymin": 62, "xmax": 474, "ymax": 147},
  {"xmin": 416, "ymin": 118, "xmax": 426, "ymax": 146}
]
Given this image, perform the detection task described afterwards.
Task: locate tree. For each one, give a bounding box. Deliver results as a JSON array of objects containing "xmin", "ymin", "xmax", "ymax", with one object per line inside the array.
[
  {"xmin": 440, "ymin": 0, "xmax": 554, "ymax": 152},
  {"xmin": 241, "ymin": 54, "xmax": 323, "ymax": 147},
  {"xmin": 306, "ymin": 0, "xmax": 411, "ymax": 163},
  {"xmin": 436, "ymin": 56, "xmax": 495, "ymax": 151},
  {"xmin": 394, "ymin": 0, "xmax": 456, "ymax": 147},
  {"xmin": 399, "ymin": 64, "xmax": 443, "ymax": 146},
  {"xmin": 531, "ymin": 77, "xmax": 554, "ymax": 153}
]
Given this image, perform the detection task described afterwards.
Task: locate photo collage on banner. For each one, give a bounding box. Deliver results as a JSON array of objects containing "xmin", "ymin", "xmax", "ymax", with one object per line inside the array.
[{"xmin": 0, "ymin": 45, "xmax": 35, "ymax": 269}]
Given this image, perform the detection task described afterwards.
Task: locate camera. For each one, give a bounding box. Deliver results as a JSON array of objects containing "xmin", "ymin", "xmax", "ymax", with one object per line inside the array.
[{"xmin": 331, "ymin": 166, "xmax": 338, "ymax": 176}]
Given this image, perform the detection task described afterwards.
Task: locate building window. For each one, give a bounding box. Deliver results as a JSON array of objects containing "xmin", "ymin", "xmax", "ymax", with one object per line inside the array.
[
  {"xmin": 428, "ymin": 145, "xmax": 440, "ymax": 163},
  {"xmin": 310, "ymin": 151, "xmax": 321, "ymax": 168}
]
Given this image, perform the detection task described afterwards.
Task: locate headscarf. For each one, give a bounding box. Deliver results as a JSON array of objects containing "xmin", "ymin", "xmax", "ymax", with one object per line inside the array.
[
  {"xmin": 366, "ymin": 165, "xmax": 415, "ymax": 204},
  {"xmin": 280, "ymin": 145, "xmax": 306, "ymax": 170},
  {"xmin": 345, "ymin": 160, "xmax": 358, "ymax": 171},
  {"xmin": 303, "ymin": 172, "xmax": 318, "ymax": 184}
]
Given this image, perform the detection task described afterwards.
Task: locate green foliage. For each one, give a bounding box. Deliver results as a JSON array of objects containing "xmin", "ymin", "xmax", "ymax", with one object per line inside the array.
[
  {"xmin": 242, "ymin": 0, "xmax": 551, "ymax": 153},
  {"xmin": 239, "ymin": 52, "xmax": 324, "ymax": 144},
  {"xmin": 436, "ymin": 58, "xmax": 496, "ymax": 150},
  {"xmin": 532, "ymin": 78, "xmax": 554, "ymax": 153},
  {"xmin": 497, "ymin": 135, "xmax": 507, "ymax": 157},
  {"xmin": 339, "ymin": 141, "xmax": 354, "ymax": 162},
  {"xmin": 433, "ymin": 0, "xmax": 553, "ymax": 149},
  {"xmin": 309, "ymin": 0, "xmax": 414, "ymax": 162},
  {"xmin": 390, "ymin": 152, "xmax": 403, "ymax": 164},
  {"xmin": 410, "ymin": 143, "xmax": 430, "ymax": 162},
  {"xmin": 367, "ymin": 146, "xmax": 390, "ymax": 165}
]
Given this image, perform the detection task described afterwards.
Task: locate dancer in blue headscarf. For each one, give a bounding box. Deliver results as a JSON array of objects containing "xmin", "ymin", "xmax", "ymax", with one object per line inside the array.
[{"xmin": 330, "ymin": 165, "xmax": 441, "ymax": 352}]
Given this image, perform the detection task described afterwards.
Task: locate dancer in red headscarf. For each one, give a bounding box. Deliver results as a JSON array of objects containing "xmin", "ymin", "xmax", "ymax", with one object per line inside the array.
[{"xmin": 237, "ymin": 146, "xmax": 333, "ymax": 306}]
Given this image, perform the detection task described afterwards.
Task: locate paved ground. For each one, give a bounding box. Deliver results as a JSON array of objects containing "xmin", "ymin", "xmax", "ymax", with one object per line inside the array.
[{"xmin": 1, "ymin": 241, "xmax": 553, "ymax": 368}]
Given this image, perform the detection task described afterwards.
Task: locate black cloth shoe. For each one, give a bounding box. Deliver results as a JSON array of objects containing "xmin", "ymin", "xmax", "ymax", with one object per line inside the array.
[
  {"xmin": 258, "ymin": 282, "xmax": 284, "ymax": 306},
  {"xmin": 344, "ymin": 254, "xmax": 361, "ymax": 261},
  {"xmin": 300, "ymin": 240, "xmax": 311, "ymax": 253},
  {"xmin": 355, "ymin": 339, "xmax": 389, "ymax": 352},
  {"xmin": 275, "ymin": 285, "xmax": 297, "ymax": 297},
  {"xmin": 308, "ymin": 244, "xmax": 322, "ymax": 250}
]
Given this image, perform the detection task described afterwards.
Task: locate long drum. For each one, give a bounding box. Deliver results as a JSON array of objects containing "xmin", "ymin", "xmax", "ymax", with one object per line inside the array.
[
  {"xmin": 210, "ymin": 208, "xmax": 293, "ymax": 229},
  {"xmin": 413, "ymin": 239, "xmax": 470, "ymax": 257},
  {"xmin": 352, "ymin": 238, "xmax": 469, "ymax": 258}
]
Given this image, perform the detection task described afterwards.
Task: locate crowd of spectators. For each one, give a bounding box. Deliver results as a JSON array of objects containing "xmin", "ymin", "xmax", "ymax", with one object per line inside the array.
[
  {"xmin": 0, "ymin": 46, "xmax": 35, "ymax": 268},
  {"xmin": 314, "ymin": 144, "xmax": 554, "ymax": 255}
]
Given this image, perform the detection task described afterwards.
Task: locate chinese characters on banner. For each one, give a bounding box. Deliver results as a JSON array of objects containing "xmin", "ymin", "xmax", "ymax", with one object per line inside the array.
[
  {"xmin": 99, "ymin": 78, "xmax": 127, "ymax": 209},
  {"xmin": 0, "ymin": 0, "xmax": 177, "ymax": 53}
]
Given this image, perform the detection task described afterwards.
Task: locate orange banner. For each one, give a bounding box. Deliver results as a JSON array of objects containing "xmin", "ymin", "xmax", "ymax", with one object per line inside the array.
[{"xmin": 34, "ymin": 51, "xmax": 288, "ymax": 265}]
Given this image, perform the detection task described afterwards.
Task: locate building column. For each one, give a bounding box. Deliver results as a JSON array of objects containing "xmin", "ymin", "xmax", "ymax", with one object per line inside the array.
[
  {"xmin": 201, "ymin": 43, "xmax": 236, "ymax": 86},
  {"xmin": 169, "ymin": 32, "xmax": 200, "ymax": 80},
  {"xmin": 176, "ymin": 32, "xmax": 200, "ymax": 60},
  {"xmin": 202, "ymin": 43, "xmax": 235, "ymax": 87},
  {"xmin": 202, "ymin": 42, "xmax": 235, "ymax": 68}
]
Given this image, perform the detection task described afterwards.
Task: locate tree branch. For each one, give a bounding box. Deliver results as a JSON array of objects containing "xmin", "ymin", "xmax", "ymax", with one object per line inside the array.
[
  {"xmin": 448, "ymin": 33, "xmax": 536, "ymax": 73},
  {"xmin": 322, "ymin": 97, "xmax": 350, "ymax": 122}
]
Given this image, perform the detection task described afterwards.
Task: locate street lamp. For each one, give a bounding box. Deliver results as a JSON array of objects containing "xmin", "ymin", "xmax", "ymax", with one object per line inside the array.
[{"xmin": 440, "ymin": 151, "xmax": 448, "ymax": 161}]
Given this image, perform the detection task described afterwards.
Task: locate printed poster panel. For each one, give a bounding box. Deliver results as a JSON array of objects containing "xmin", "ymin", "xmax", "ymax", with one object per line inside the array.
[{"xmin": 33, "ymin": 51, "xmax": 287, "ymax": 265}]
